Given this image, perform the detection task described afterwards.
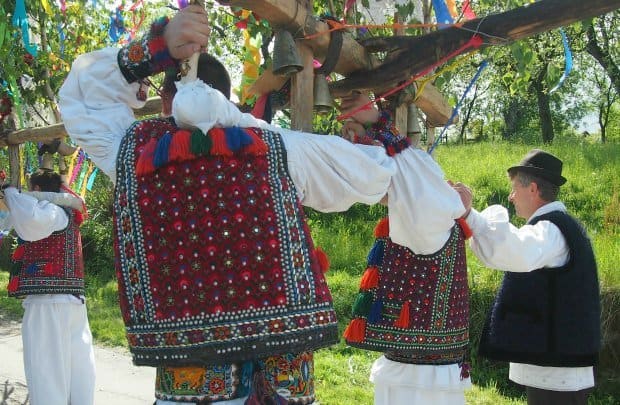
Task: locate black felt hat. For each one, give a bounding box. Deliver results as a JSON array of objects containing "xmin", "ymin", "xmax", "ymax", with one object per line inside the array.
[{"xmin": 507, "ymin": 149, "xmax": 567, "ymax": 186}]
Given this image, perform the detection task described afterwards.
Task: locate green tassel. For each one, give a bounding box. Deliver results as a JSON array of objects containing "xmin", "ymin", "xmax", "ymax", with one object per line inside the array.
[
  {"xmin": 190, "ymin": 128, "xmax": 212, "ymax": 156},
  {"xmin": 352, "ymin": 291, "xmax": 373, "ymax": 317}
]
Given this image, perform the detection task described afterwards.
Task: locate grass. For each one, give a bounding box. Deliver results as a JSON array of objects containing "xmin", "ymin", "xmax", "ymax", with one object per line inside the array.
[{"xmin": 1, "ymin": 139, "xmax": 618, "ymax": 404}]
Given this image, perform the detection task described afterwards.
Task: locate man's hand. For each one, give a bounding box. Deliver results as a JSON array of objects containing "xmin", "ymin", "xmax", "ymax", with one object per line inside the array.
[
  {"xmin": 451, "ymin": 181, "xmax": 473, "ymax": 218},
  {"xmin": 340, "ymin": 120, "xmax": 366, "ymax": 142},
  {"xmin": 164, "ymin": 5, "xmax": 211, "ymax": 60}
]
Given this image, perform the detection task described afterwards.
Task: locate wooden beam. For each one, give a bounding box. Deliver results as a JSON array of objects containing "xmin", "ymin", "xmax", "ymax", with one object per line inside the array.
[
  {"xmin": 291, "ymin": 42, "xmax": 315, "ymax": 131},
  {"xmin": 0, "ymin": 98, "xmax": 163, "ymax": 147},
  {"xmin": 331, "ymin": 0, "xmax": 620, "ymax": 93},
  {"xmin": 225, "ymin": 0, "xmax": 453, "ymax": 125}
]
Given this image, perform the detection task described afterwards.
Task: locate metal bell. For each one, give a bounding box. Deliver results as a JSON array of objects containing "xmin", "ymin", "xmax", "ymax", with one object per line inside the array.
[
  {"xmin": 272, "ymin": 30, "xmax": 303, "ymax": 77},
  {"xmin": 313, "ymin": 74, "xmax": 334, "ymax": 114},
  {"xmin": 407, "ymin": 104, "xmax": 422, "ymax": 135}
]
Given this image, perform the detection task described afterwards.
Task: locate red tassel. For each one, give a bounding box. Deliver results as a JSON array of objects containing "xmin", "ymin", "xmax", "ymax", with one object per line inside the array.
[
  {"xmin": 169, "ymin": 129, "xmax": 193, "ymax": 162},
  {"xmin": 374, "ymin": 217, "xmax": 389, "ymax": 238},
  {"xmin": 7, "ymin": 276, "xmax": 19, "ymax": 293},
  {"xmin": 359, "ymin": 266, "xmax": 379, "ymax": 290},
  {"xmin": 343, "ymin": 318, "xmax": 366, "ymax": 343},
  {"xmin": 74, "ymin": 210, "xmax": 84, "ymax": 226},
  {"xmin": 456, "ymin": 218, "xmax": 472, "ymax": 240},
  {"xmin": 394, "ymin": 301, "xmax": 410, "ymax": 328},
  {"xmin": 12, "ymin": 245, "xmax": 25, "ymax": 261},
  {"xmin": 136, "ymin": 137, "xmax": 158, "ymax": 175},
  {"xmin": 209, "ymin": 128, "xmax": 233, "ymax": 156},
  {"xmin": 314, "ymin": 247, "xmax": 330, "ymax": 273},
  {"xmin": 243, "ymin": 129, "xmax": 269, "ymax": 155}
]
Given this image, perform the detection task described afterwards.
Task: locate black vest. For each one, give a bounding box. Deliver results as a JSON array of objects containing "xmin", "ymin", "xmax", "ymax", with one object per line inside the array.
[{"xmin": 478, "ymin": 210, "xmax": 601, "ymax": 367}]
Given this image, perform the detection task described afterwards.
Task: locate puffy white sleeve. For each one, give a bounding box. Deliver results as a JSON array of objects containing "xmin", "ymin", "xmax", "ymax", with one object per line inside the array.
[
  {"xmin": 387, "ymin": 147, "xmax": 467, "ymax": 254},
  {"xmin": 3, "ymin": 188, "xmax": 68, "ymax": 242},
  {"xmin": 466, "ymin": 205, "xmax": 569, "ymax": 272},
  {"xmin": 59, "ymin": 47, "xmax": 144, "ymax": 183},
  {"xmin": 277, "ymin": 128, "xmax": 396, "ymax": 212}
]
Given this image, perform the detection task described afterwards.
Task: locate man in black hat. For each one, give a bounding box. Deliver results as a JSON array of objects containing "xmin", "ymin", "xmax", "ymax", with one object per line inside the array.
[{"xmin": 453, "ymin": 149, "xmax": 600, "ymax": 405}]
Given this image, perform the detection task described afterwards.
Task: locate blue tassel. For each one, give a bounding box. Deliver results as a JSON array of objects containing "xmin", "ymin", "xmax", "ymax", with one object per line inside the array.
[
  {"xmin": 237, "ymin": 361, "xmax": 254, "ymax": 397},
  {"xmin": 225, "ymin": 127, "xmax": 253, "ymax": 152},
  {"xmin": 153, "ymin": 132, "xmax": 172, "ymax": 168},
  {"xmin": 367, "ymin": 240, "xmax": 385, "ymax": 266},
  {"xmin": 368, "ymin": 297, "xmax": 384, "ymax": 323},
  {"xmin": 25, "ymin": 263, "xmax": 38, "ymax": 275}
]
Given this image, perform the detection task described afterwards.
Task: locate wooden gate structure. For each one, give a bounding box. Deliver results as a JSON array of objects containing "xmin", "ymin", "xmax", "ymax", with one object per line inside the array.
[{"xmin": 1, "ymin": 0, "xmax": 620, "ymax": 188}]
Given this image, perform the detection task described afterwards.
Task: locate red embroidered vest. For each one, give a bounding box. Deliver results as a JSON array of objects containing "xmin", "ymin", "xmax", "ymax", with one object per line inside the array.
[
  {"xmin": 8, "ymin": 207, "xmax": 84, "ymax": 297},
  {"xmin": 114, "ymin": 118, "xmax": 338, "ymax": 366},
  {"xmin": 344, "ymin": 218, "xmax": 469, "ymax": 364}
]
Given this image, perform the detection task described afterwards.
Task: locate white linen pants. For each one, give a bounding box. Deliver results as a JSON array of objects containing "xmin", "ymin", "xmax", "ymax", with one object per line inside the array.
[
  {"xmin": 371, "ymin": 356, "xmax": 470, "ymax": 405},
  {"xmin": 22, "ymin": 297, "xmax": 96, "ymax": 405}
]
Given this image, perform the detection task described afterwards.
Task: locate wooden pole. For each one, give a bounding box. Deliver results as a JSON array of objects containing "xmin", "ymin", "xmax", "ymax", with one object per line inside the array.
[
  {"xmin": 331, "ymin": 0, "xmax": 620, "ymax": 94},
  {"xmin": 291, "ymin": 41, "xmax": 315, "ymax": 132}
]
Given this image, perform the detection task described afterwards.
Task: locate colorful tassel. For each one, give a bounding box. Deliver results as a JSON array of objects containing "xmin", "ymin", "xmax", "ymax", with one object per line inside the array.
[
  {"xmin": 456, "ymin": 218, "xmax": 472, "ymax": 240},
  {"xmin": 209, "ymin": 128, "xmax": 233, "ymax": 156},
  {"xmin": 169, "ymin": 129, "xmax": 193, "ymax": 162},
  {"xmin": 136, "ymin": 137, "xmax": 158, "ymax": 175},
  {"xmin": 7, "ymin": 276, "xmax": 19, "ymax": 293},
  {"xmin": 224, "ymin": 127, "xmax": 253, "ymax": 152},
  {"xmin": 74, "ymin": 210, "xmax": 84, "ymax": 226},
  {"xmin": 244, "ymin": 129, "xmax": 269, "ymax": 155},
  {"xmin": 343, "ymin": 318, "xmax": 366, "ymax": 343},
  {"xmin": 368, "ymin": 297, "xmax": 384, "ymax": 323},
  {"xmin": 374, "ymin": 217, "xmax": 389, "ymax": 238},
  {"xmin": 352, "ymin": 291, "xmax": 373, "ymax": 317},
  {"xmin": 314, "ymin": 247, "xmax": 330, "ymax": 273},
  {"xmin": 190, "ymin": 128, "xmax": 212, "ymax": 156},
  {"xmin": 153, "ymin": 131, "xmax": 172, "ymax": 168},
  {"xmin": 367, "ymin": 240, "xmax": 385, "ymax": 267},
  {"xmin": 245, "ymin": 369, "xmax": 288, "ymax": 405},
  {"xmin": 236, "ymin": 361, "xmax": 254, "ymax": 397},
  {"xmin": 394, "ymin": 301, "xmax": 411, "ymax": 329},
  {"xmin": 12, "ymin": 245, "xmax": 25, "ymax": 261},
  {"xmin": 359, "ymin": 266, "xmax": 379, "ymax": 290},
  {"xmin": 25, "ymin": 263, "xmax": 38, "ymax": 275}
]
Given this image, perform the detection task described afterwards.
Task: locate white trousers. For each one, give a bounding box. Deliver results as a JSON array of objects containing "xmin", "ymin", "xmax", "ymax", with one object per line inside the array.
[{"xmin": 22, "ymin": 298, "xmax": 96, "ymax": 405}]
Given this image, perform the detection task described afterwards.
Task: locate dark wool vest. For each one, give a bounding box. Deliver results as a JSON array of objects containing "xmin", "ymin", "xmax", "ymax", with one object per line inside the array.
[
  {"xmin": 9, "ymin": 207, "xmax": 84, "ymax": 297},
  {"xmin": 345, "ymin": 219, "xmax": 469, "ymax": 365},
  {"xmin": 114, "ymin": 118, "xmax": 338, "ymax": 367},
  {"xmin": 479, "ymin": 210, "xmax": 601, "ymax": 367}
]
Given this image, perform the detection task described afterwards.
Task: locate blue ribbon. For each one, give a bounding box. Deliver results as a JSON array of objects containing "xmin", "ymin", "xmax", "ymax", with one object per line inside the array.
[
  {"xmin": 108, "ymin": 7, "xmax": 126, "ymax": 43},
  {"xmin": 429, "ymin": 60, "xmax": 488, "ymax": 154},
  {"xmin": 12, "ymin": 0, "xmax": 38, "ymax": 56},
  {"xmin": 549, "ymin": 29, "xmax": 573, "ymax": 94},
  {"xmin": 86, "ymin": 167, "xmax": 98, "ymax": 191},
  {"xmin": 431, "ymin": 0, "xmax": 454, "ymax": 27}
]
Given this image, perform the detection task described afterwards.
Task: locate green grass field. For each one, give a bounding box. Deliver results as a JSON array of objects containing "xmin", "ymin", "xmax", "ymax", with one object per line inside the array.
[{"xmin": 1, "ymin": 140, "xmax": 618, "ymax": 404}]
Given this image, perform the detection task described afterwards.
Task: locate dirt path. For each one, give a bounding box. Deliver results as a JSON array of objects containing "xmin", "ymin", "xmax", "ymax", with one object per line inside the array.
[{"xmin": 0, "ymin": 313, "xmax": 156, "ymax": 405}]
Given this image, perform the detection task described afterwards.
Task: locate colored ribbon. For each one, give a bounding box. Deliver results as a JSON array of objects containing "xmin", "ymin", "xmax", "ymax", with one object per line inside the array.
[
  {"xmin": 549, "ymin": 29, "xmax": 572, "ymax": 94},
  {"xmin": 431, "ymin": 0, "xmax": 454, "ymax": 26},
  {"xmin": 428, "ymin": 60, "xmax": 488, "ymax": 154},
  {"xmin": 12, "ymin": 0, "xmax": 37, "ymax": 56}
]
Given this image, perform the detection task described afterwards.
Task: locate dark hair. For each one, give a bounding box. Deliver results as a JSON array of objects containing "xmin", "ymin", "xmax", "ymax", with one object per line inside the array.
[
  {"xmin": 163, "ymin": 54, "xmax": 231, "ymax": 100},
  {"xmin": 29, "ymin": 168, "xmax": 62, "ymax": 192},
  {"xmin": 510, "ymin": 170, "xmax": 559, "ymax": 202}
]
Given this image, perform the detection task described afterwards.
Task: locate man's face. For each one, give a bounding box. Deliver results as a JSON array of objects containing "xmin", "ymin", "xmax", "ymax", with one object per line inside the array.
[{"xmin": 509, "ymin": 177, "xmax": 534, "ymax": 219}]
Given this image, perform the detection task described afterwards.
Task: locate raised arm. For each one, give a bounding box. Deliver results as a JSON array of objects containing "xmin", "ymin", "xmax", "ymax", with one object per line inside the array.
[{"xmin": 59, "ymin": 5, "xmax": 211, "ymax": 182}]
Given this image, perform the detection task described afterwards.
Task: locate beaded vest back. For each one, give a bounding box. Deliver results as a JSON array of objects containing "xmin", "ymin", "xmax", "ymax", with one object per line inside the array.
[
  {"xmin": 114, "ymin": 118, "xmax": 338, "ymax": 366},
  {"xmin": 344, "ymin": 218, "xmax": 469, "ymax": 364},
  {"xmin": 8, "ymin": 207, "xmax": 84, "ymax": 297}
]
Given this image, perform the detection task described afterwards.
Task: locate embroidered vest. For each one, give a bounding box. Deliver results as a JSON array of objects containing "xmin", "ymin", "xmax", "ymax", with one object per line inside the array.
[
  {"xmin": 479, "ymin": 210, "xmax": 600, "ymax": 367},
  {"xmin": 8, "ymin": 207, "xmax": 84, "ymax": 297},
  {"xmin": 344, "ymin": 218, "xmax": 469, "ymax": 364},
  {"xmin": 114, "ymin": 118, "xmax": 338, "ymax": 367}
]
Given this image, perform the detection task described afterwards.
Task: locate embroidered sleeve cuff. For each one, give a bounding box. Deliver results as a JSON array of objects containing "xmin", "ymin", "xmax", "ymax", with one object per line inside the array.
[{"xmin": 118, "ymin": 16, "xmax": 178, "ymax": 83}]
